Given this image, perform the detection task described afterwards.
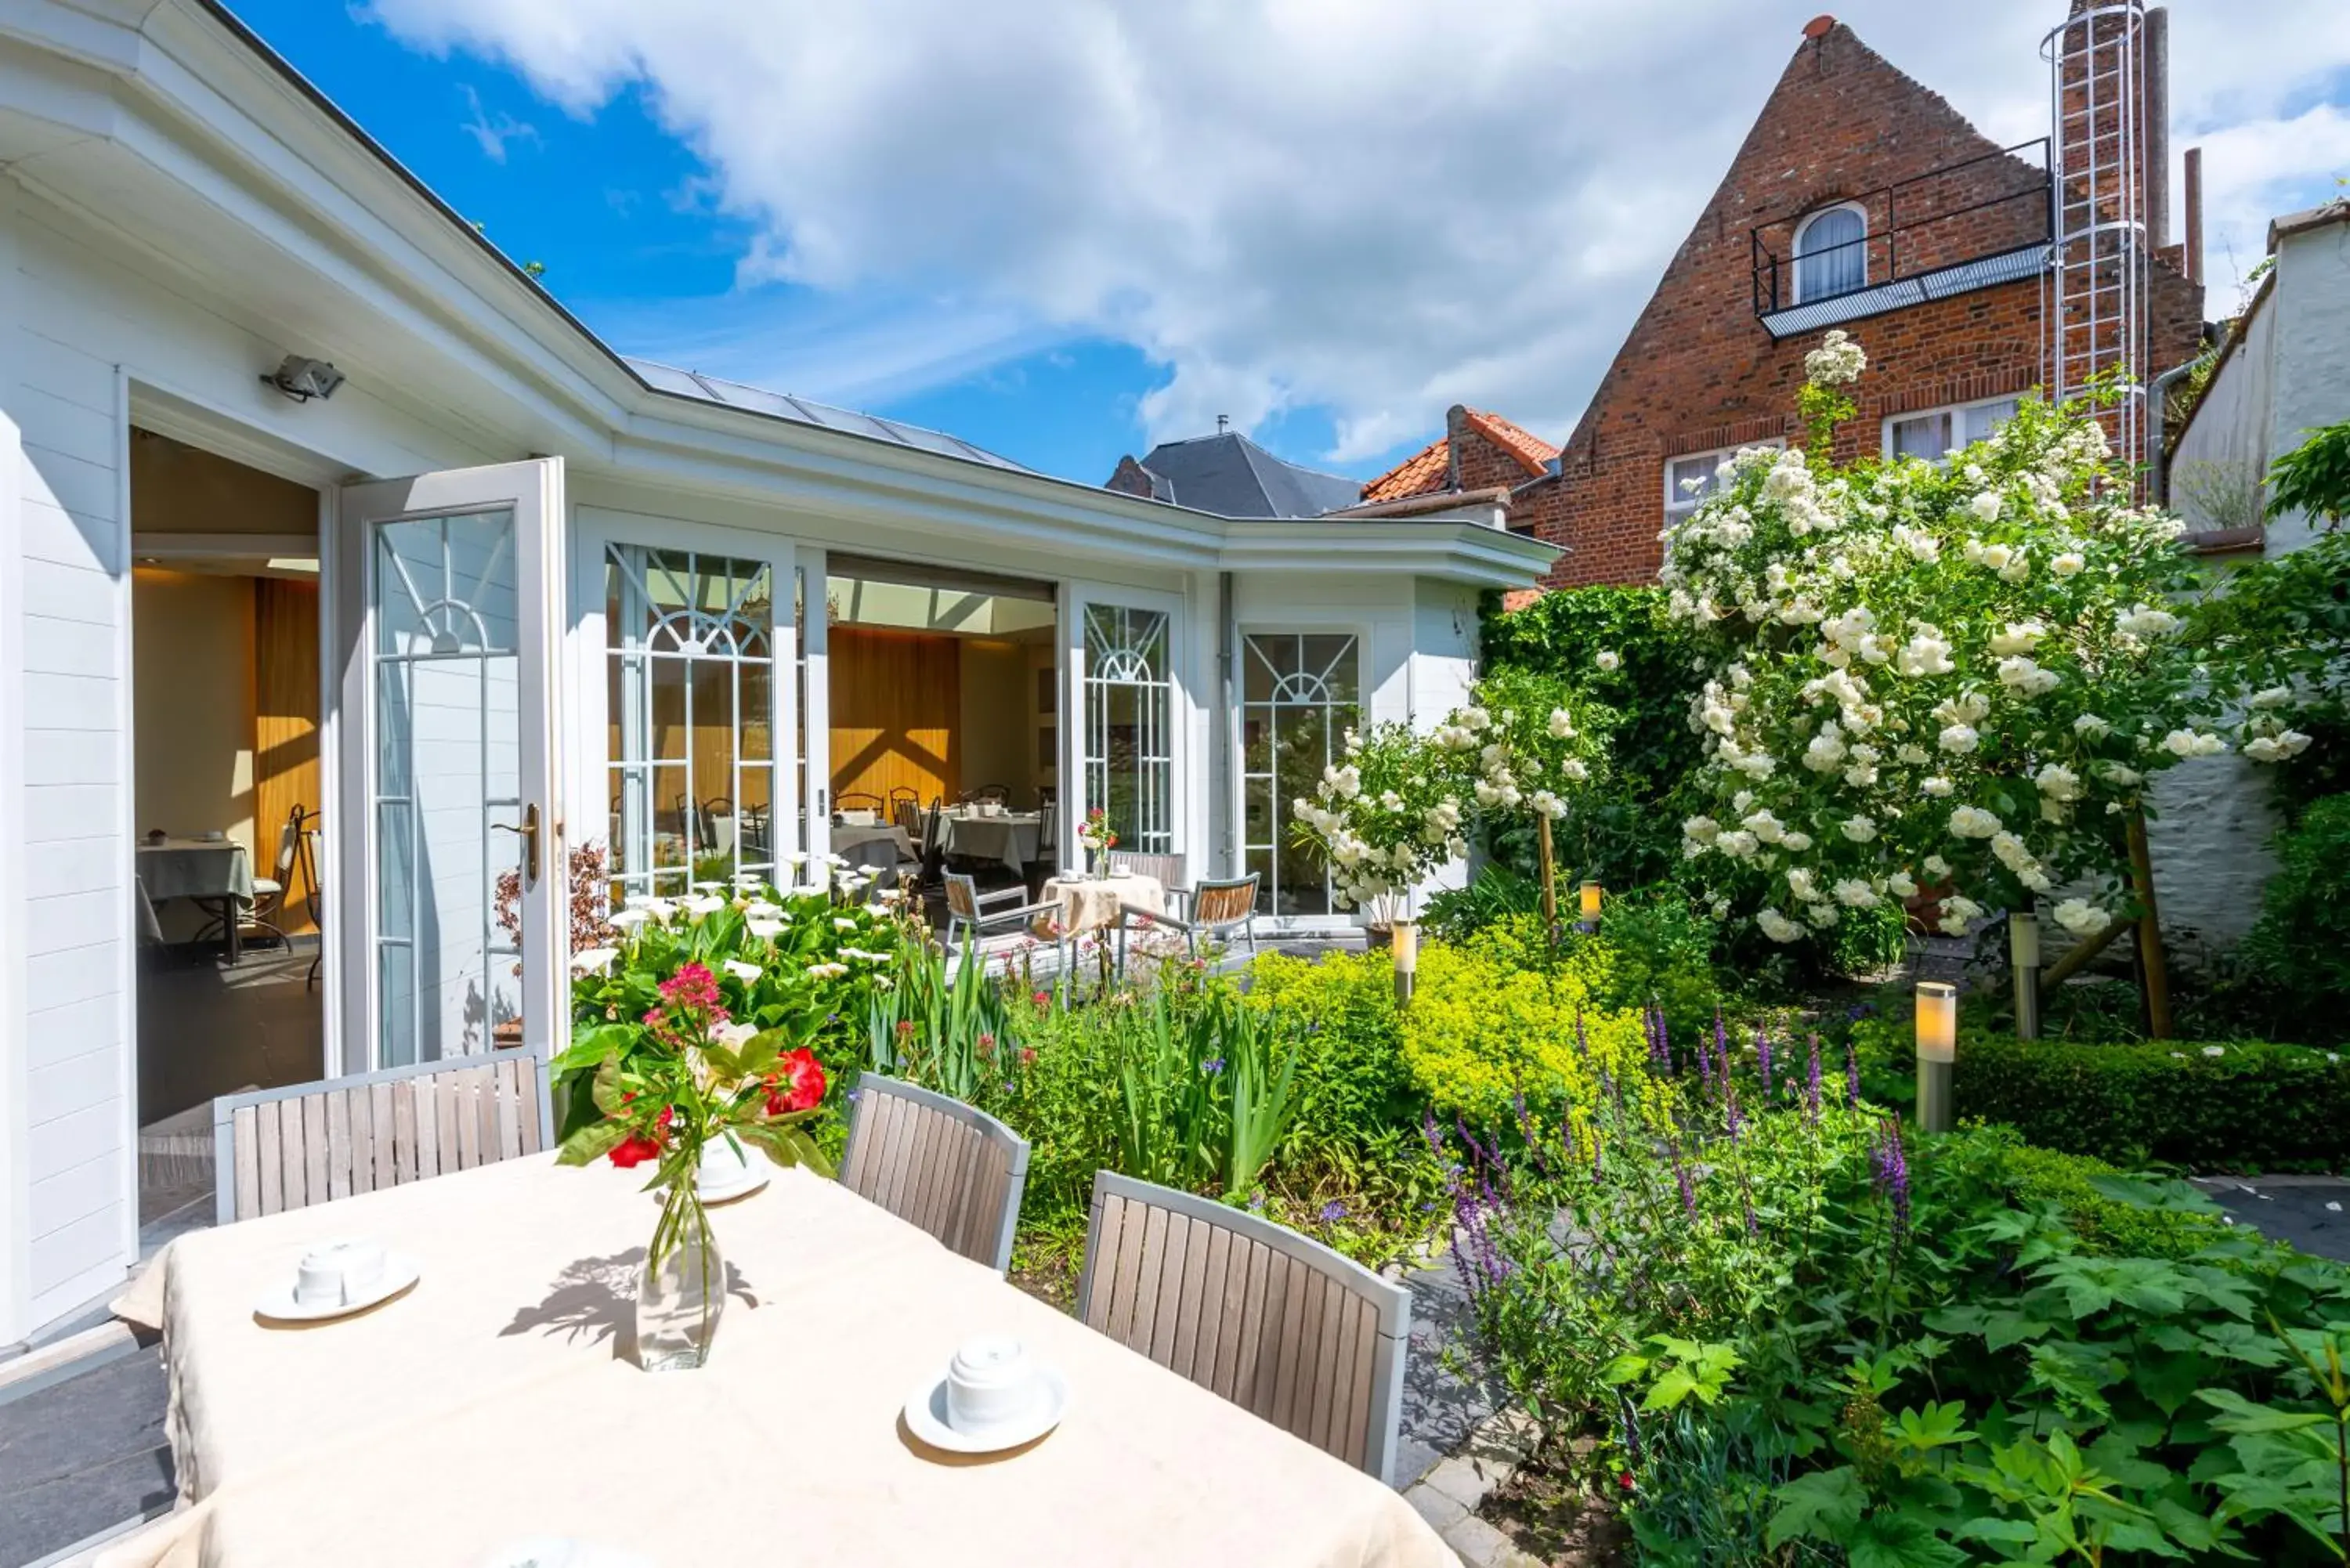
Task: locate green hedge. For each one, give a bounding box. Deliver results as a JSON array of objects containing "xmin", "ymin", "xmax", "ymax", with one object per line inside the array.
[{"xmin": 1951, "ymin": 1032, "xmax": 2350, "ymax": 1172}]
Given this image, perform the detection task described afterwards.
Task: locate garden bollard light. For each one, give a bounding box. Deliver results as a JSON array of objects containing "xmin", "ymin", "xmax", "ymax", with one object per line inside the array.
[
  {"xmin": 1916, "ymin": 981, "xmax": 1956, "ymax": 1134},
  {"xmin": 1578, "ymin": 880, "xmax": 1601, "ymax": 935},
  {"xmin": 2009, "ymin": 910, "xmax": 2041, "ymax": 1042},
  {"xmin": 1391, "ymin": 919, "xmax": 1419, "ymax": 1008}
]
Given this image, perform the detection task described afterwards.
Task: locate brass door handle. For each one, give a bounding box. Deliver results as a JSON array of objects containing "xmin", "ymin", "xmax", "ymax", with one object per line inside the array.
[{"xmin": 493, "ymin": 803, "xmax": 541, "ymax": 883}]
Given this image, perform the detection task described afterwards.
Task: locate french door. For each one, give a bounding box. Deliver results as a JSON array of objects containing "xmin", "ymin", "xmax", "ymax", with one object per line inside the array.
[
  {"xmin": 334, "ymin": 460, "xmax": 565, "ymax": 1072},
  {"xmin": 1067, "ymin": 583, "xmax": 1184, "ymax": 861}
]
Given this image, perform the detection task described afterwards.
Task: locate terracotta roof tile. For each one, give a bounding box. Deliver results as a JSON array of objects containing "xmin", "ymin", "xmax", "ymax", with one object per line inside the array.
[
  {"xmin": 1356, "ymin": 410, "xmax": 1558, "ymax": 504},
  {"xmin": 1360, "ymin": 435, "xmax": 1451, "ymax": 503}
]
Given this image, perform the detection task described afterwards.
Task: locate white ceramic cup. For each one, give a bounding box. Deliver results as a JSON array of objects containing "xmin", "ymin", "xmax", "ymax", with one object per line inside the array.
[
  {"xmin": 295, "ymin": 1238, "xmax": 388, "ymax": 1307},
  {"xmin": 945, "ymin": 1335, "xmax": 1041, "ymax": 1436},
  {"xmin": 696, "ymin": 1138, "xmax": 753, "ymax": 1194}
]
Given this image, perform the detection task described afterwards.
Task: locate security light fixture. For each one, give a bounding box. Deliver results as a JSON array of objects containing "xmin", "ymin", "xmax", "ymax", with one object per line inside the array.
[{"xmin": 262, "ymin": 355, "xmax": 345, "ymax": 403}]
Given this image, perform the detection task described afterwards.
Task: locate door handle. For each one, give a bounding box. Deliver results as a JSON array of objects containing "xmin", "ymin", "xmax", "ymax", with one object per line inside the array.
[{"xmin": 494, "ymin": 803, "xmax": 540, "ymax": 883}]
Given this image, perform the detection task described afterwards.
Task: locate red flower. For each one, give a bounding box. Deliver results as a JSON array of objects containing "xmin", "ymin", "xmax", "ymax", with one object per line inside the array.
[
  {"xmin": 609, "ymin": 1132, "xmax": 663, "ymax": 1169},
  {"xmin": 1618, "ymin": 1471, "xmax": 1636, "ymax": 1493},
  {"xmin": 764, "ymin": 1047, "xmax": 827, "ymax": 1116},
  {"xmin": 1018, "ymin": 1047, "xmax": 1037, "ymax": 1068}
]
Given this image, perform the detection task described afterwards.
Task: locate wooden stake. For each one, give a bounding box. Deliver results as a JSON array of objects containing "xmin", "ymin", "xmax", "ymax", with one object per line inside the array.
[
  {"xmin": 1536, "ymin": 815, "xmax": 1558, "ymax": 944},
  {"xmin": 2037, "ymin": 909, "xmax": 2129, "ymax": 994},
  {"xmin": 2126, "ymin": 811, "xmax": 2174, "ymax": 1040}
]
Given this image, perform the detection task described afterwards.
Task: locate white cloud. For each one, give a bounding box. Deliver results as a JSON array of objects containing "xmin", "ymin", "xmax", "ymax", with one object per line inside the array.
[
  {"xmin": 457, "ymin": 84, "xmax": 539, "ymax": 163},
  {"xmin": 366, "ymin": 0, "xmax": 2350, "ymax": 464}
]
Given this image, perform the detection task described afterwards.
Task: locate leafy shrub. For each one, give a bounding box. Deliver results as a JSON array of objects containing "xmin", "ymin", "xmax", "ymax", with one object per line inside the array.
[
  {"xmin": 1995, "ymin": 1143, "xmax": 2229, "ymax": 1258},
  {"xmin": 2239, "ymin": 793, "xmax": 2350, "ymax": 1042},
  {"xmin": 1242, "ymin": 948, "xmax": 1419, "ymax": 1165},
  {"xmin": 1421, "ymin": 862, "xmax": 1542, "ymax": 944},
  {"xmin": 1937, "ymin": 1028, "xmax": 2350, "ymax": 1171},
  {"xmin": 1556, "ymin": 889, "xmax": 1723, "ymax": 1049},
  {"xmin": 1397, "ymin": 922, "xmax": 1650, "ymax": 1119}
]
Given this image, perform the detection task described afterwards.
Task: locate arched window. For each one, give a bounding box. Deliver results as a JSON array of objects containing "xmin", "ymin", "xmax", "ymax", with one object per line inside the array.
[{"xmin": 1793, "ymin": 204, "xmax": 1867, "ymax": 302}]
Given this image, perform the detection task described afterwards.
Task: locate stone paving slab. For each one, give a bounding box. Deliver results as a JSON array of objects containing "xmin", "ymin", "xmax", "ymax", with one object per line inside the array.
[
  {"xmin": 0, "ymin": 1349, "xmax": 173, "ymax": 1568},
  {"xmin": 2194, "ymin": 1175, "xmax": 2350, "ymax": 1263}
]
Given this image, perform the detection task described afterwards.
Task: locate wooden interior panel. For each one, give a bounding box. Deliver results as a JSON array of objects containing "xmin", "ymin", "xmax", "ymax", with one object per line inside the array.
[
  {"xmin": 830, "ymin": 625, "xmax": 958, "ymax": 806},
  {"xmin": 251, "ymin": 577, "xmax": 320, "ymax": 933}
]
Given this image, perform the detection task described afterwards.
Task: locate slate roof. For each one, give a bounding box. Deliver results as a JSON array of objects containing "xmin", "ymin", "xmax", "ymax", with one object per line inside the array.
[
  {"xmin": 1117, "ymin": 432, "xmax": 1363, "ymax": 518},
  {"xmin": 1360, "ymin": 410, "xmax": 1559, "ymax": 503}
]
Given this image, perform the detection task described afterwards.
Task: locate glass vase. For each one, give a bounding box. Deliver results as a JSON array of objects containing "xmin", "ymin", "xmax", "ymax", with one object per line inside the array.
[{"xmin": 635, "ymin": 1188, "xmax": 723, "ymax": 1372}]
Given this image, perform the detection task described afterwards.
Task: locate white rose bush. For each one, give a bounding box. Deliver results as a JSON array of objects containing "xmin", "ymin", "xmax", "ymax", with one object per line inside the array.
[
  {"xmin": 1664, "ymin": 331, "xmax": 2217, "ymax": 948},
  {"xmin": 1292, "ymin": 667, "xmax": 1609, "ymax": 925}
]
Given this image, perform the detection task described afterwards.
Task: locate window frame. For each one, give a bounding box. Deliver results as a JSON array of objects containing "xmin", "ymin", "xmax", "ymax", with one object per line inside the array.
[
  {"xmin": 1238, "ymin": 630, "xmax": 1363, "ymax": 919},
  {"xmin": 1880, "ymin": 395, "xmax": 2024, "ymax": 464},
  {"xmin": 1662, "ymin": 438, "xmax": 1787, "ymax": 519},
  {"xmin": 1791, "ymin": 201, "xmax": 1870, "ymax": 305}
]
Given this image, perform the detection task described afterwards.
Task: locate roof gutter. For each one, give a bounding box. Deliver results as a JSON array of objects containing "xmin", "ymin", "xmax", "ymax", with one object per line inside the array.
[
  {"xmin": 2146, "ymin": 356, "xmax": 2204, "ymax": 506},
  {"xmin": 1322, "ymin": 486, "xmax": 1512, "ymax": 520}
]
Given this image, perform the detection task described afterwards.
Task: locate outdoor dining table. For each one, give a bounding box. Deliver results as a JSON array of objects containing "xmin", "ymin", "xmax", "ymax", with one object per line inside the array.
[
  {"xmin": 938, "ymin": 807, "xmax": 1043, "ymax": 874},
  {"xmin": 134, "ymin": 836, "xmax": 255, "ymax": 963},
  {"xmin": 830, "ymin": 816, "xmax": 917, "ymax": 870},
  {"xmin": 1044, "ymin": 869, "xmax": 1167, "ymax": 934},
  {"xmin": 103, "ymin": 1153, "xmax": 1452, "ymax": 1568}
]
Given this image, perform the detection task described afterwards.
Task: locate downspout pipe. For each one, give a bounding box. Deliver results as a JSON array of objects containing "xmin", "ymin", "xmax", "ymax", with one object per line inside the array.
[
  {"xmin": 2146, "ymin": 356, "xmax": 2203, "ymax": 505},
  {"xmin": 1217, "ymin": 569, "xmax": 1236, "ymax": 879}
]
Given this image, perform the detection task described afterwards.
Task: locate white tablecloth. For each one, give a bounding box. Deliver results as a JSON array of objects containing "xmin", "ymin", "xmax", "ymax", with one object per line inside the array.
[
  {"xmin": 939, "ymin": 811, "xmax": 1043, "ymax": 873},
  {"xmin": 1044, "ymin": 871, "xmax": 1166, "ymax": 934},
  {"xmin": 135, "ymin": 840, "xmax": 253, "ymax": 903},
  {"xmin": 104, "ymin": 1154, "xmax": 1450, "ymax": 1568},
  {"xmin": 832, "ymin": 819, "xmax": 917, "ymax": 868}
]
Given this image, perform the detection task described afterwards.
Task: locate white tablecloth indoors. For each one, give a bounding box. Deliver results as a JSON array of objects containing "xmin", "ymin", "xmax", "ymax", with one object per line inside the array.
[
  {"xmin": 831, "ymin": 818, "xmax": 917, "ymax": 869},
  {"xmin": 135, "ymin": 839, "xmax": 254, "ymax": 904},
  {"xmin": 938, "ymin": 809, "xmax": 1043, "ymax": 873},
  {"xmin": 104, "ymin": 1154, "xmax": 1449, "ymax": 1568},
  {"xmin": 1044, "ymin": 870, "xmax": 1167, "ymax": 934}
]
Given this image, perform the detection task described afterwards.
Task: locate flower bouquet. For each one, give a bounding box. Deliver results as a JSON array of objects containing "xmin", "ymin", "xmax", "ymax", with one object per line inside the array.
[
  {"xmin": 1077, "ymin": 806, "xmax": 1118, "ymax": 876},
  {"xmin": 558, "ymin": 875, "xmax": 904, "ymax": 1370}
]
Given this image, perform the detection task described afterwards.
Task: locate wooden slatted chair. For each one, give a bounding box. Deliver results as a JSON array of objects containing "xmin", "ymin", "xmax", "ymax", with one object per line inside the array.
[
  {"xmin": 212, "ymin": 1050, "xmax": 554, "ymax": 1224},
  {"xmin": 1107, "ymin": 850, "xmax": 1190, "ymax": 916},
  {"xmin": 1150, "ymin": 872, "xmax": 1260, "ymax": 956},
  {"xmin": 839, "ymin": 1075, "xmax": 1030, "ymax": 1273},
  {"xmin": 1078, "ymin": 1171, "xmax": 1411, "ymax": 1484}
]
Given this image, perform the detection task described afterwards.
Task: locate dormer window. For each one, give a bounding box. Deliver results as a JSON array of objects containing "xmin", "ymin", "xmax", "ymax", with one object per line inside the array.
[{"xmin": 1792, "ymin": 204, "xmax": 1868, "ymax": 302}]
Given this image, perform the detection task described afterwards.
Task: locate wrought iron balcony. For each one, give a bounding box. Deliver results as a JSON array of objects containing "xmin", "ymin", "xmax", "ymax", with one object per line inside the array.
[{"xmin": 1749, "ymin": 139, "xmax": 2052, "ymax": 340}]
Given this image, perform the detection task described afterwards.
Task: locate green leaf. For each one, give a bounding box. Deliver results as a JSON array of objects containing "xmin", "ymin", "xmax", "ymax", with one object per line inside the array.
[
  {"xmin": 1766, "ymin": 1466, "xmax": 1867, "ymax": 1550},
  {"xmin": 2196, "ymin": 1386, "xmax": 2333, "ymax": 1435},
  {"xmin": 1891, "ymin": 1401, "xmax": 1974, "ymax": 1453},
  {"xmin": 555, "ymin": 1119, "xmax": 627, "ymax": 1167}
]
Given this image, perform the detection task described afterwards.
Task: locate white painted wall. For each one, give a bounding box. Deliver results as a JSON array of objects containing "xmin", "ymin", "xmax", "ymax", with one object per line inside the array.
[{"xmin": 2152, "ymin": 213, "xmax": 2350, "ymax": 956}]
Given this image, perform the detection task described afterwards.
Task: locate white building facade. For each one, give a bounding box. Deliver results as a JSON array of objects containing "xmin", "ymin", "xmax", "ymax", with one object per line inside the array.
[{"xmin": 0, "ymin": 0, "xmax": 1552, "ymax": 1345}]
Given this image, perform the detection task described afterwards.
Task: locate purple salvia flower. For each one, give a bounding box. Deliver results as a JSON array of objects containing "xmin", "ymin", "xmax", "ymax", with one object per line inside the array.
[
  {"xmin": 1871, "ymin": 1115, "xmax": 1912, "ymax": 1243},
  {"xmin": 1422, "ymin": 1106, "xmax": 1446, "ymax": 1159},
  {"xmin": 1668, "ymin": 1136, "xmax": 1697, "ymax": 1218},
  {"xmin": 1723, "ymin": 1073, "xmax": 1743, "ymax": 1143},
  {"xmin": 1695, "ymin": 1028, "xmax": 1714, "ymax": 1091},
  {"xmin": 1655, "ymin": 1008, "xmax": 1672, "ymax": 1075},
  {"xmin": 1714, "ymin": 1006, "xmax": 1730, "ymax": 1073},
  {"xmin": 1755, "ymin": 1027, "xmax": 1773, "ymax": 1098},
  {"xmin": 1806, "ymin": 1034, "xmax": 1823, "ymax": 1121},
  {"xmin": 1743, "ymin": 1190, "xmax": 1760, "ymax": 1239},
  {"xmin": 1846, "ymin": 1044, "xmax": 1862, "ymax": 1108},
  {"xmin": 1572, "ymin": 1010, "xmax": 1591, "ymax": 1062}
]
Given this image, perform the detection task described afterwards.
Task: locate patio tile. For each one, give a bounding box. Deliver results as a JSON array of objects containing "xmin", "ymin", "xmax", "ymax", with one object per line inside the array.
[{"xmin": 0, "ymin": 1348, "xmax": 173, "ymax": 1568}]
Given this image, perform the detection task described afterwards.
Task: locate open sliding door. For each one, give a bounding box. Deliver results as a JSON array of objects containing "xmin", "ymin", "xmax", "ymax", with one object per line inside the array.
[{"xmin": 334, "ymin": 459, "xmax": 565, "ymax": 1074}]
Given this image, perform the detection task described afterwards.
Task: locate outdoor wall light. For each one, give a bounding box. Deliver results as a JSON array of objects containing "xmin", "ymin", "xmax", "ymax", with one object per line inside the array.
[
  {"xmin": 262, "ymin": 354, "xmax": 345, "ymax": 403},
  {"xmin": 1916, "ymin": 981, "xmax": 1957, "ymax": 1133}
]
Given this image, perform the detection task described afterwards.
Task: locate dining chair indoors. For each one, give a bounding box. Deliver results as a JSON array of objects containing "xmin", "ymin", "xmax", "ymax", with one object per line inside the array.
[
  {"xmin": 839, "ymin": 1074, "xmax": 1030, "ymax": 1273},
  {"xmin": 1077, "ymin": 1171, "xmax": 1411, "ymax": 1484}
]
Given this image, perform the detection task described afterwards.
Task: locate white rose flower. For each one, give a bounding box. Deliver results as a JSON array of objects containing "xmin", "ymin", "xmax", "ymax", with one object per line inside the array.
[
  {"xmin": 1888, "ymin": 871, "xmax": 1918, "ymax": 898},
  {"xmin": 1682, "ymin": 815, "xmax": 1722, "ymax": 844},
  {"xmin": 1547, "ymin": 707, "xmax": 1578, "ymax": 739},
  {"xmin": 1841, "ymin": 815, "xmax": 1878, "ymax": 843},
  {"xmin": 1755, "ymin": 906, "xmax": 1804, "ymax": 943},
  {"xmin": 1896, "ymin": 627, "xmax": 1955, "ymax": 677},
  {"xmin": 1948, "ymin": 805, "xmax": 2003, "ymax": 838},
  {"xmin": 1896, "ymin": 743, "xmax": 1931, "ymax": 765},
  {"xmin": 2248, "ymin": 685, "xmax": 2294, "ymax": 710},
  {"xmin": 1785, "ymin": 867, "xmax": 1818, "ymax": 901},
  {"xmin": 1782, "ymin": 830, "xmax": 1814, "ymax": 852},
  {"xmin": 1938, "ymin": 894, "xmax": 1985, "ymax": 935},
  {"xmin": 1531, "ymin": 790, "xmax": 1567, "ymax": 820},
  {"xmin": 1716, "ymin": 829, "xmax": 1759, "ymax": 858},
  {"xmin": 2117, "ymin": 604, "xmax": 2179, "ymax": 638},
  {"xmin": 1978, "ymin": 543, "xmax": 2014, "ymax": 573},
  {"xmin": 2052, "ymin": 898, "xmax": 2109, "ymax": 937},
  {"xmin": 1741, "ymin": 809, "xmax": 1786, "ymax": 844},
  {"xmin": 2051, "ymin": 551, "xmax": 2085, "ymax": 577},
  {"xmin": 1922, "ymin": 854, "xmax": 1950, "ymax": 877},
  {"xmin": 1969, "ymin": 491, "xmax": 2004, "ymax": 523},
  {"xmin": 1596, "ymin": 651, "xmax": 1622, "ymax": 673},
  {"xmin": 2100, "ymin": 762, "xmax": 2143, "ymax": 787},
  {"xmin": 2073, "ymin": 714, "xmax": 2111, "ymax": 739},
  {"xmin": 1988, "ymin": 621, "xmax": 2047, "ymax": 656},
  {"xmin": 2160, "ymin": 729, "xmax": 2225, "ymax": 759},
  {"xmin": 1922, "ymin": 775, "xmax": 1955, "ymax": 797},
  {"xmin": 1937, "ymin": 724, "xmax": 1979, "ymax": 755},
  {"xmin": 1833, "ymin": 878, "xmax": 1880, "ymax": 909},
  {"xmin": 1996, "ymin": 656, "xmax": 2059, "ymax": 696},
  {"xmin": 2034, "ymin": 763, "xmax": 2083, "ymax": 801}
]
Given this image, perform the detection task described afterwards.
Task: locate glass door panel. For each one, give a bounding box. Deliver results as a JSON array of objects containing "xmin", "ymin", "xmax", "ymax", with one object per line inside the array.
[
  {"xmin": 1242, "ymin": 632, "xmax": 1360, "ymax": 916},
  {"xmin": 337, "ymin": 459, "xmax": 562, "ymax": 1074},
  {"xmin": 1081, "ymin": 603, "xmax": 1173, "ymax": 854}
]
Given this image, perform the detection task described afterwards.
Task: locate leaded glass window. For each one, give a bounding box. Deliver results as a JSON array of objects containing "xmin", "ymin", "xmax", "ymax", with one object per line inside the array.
[
  {"xmin": 605, "ymin": 546, "xmax": 780, "ymax": 900},
  {"xmin": 1242, "ymin": 633, "xmax": 1360, "ymax": 916}
]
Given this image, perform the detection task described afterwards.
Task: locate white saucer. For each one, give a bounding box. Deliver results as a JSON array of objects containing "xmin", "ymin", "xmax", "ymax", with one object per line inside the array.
[
  {"xmin": 255, "ymin": 1252, "xmax": 421, "ymax": 1323},
  {"xmin": 904, "ymin": 1366, "xmax": 1070, "ymax": 1454},
  {"xmin": 696, "ymin": 1168, "xmax": 769, "ymax": 1205}
]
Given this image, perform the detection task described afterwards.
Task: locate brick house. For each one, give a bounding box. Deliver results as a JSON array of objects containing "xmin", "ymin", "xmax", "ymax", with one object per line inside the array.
[{"xmin": 1377, "ymin": 9, "xmax": 2207, "ymax": 597}]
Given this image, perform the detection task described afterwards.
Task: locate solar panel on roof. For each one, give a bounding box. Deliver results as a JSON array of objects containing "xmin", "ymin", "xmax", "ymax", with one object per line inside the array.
[{"xmin": 619, "ymin": 357, "xmax": 1030, "ymax": 473}]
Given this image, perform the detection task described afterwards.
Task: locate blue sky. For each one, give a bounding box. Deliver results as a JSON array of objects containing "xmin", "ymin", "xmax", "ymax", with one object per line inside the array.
[
  {"xmin": 221, "ymin": 0, "xmax": 1363, "ymax": 486},
  {"xmin": 222, "ymin": 2, "xmax": 2350, "ymax": 493}
]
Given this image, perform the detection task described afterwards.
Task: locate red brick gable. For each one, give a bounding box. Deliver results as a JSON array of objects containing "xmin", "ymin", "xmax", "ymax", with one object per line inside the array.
[{"xmin": 1514, "ymin": 16, "xmax": 2203, "ymax": 591}]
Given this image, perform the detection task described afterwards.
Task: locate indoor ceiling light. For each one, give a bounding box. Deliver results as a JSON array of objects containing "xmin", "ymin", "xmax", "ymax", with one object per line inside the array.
[{"xmin": 262, "ymin": 354, "xmax": 345, "ymax": 403}]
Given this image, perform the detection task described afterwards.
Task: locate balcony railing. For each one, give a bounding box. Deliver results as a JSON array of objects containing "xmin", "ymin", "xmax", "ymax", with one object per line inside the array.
[{"xmin": 1749, "ymin": 139, "xmax": 2052, "ymax": 340}]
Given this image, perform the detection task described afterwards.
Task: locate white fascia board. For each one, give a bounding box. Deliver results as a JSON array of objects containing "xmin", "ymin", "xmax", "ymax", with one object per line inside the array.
[{"xmin": 1216, "ymin": 519, "xmax": 1560, "ymax": 589}]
